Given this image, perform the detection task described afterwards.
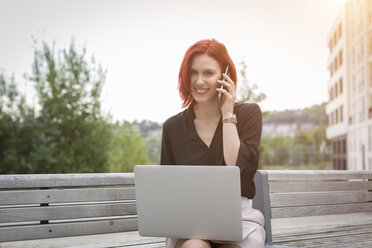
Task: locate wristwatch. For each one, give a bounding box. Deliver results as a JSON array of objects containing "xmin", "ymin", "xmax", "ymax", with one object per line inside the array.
[{"xmin": 222, "ymin": 114, "xmax": 237, "ymax": 124}]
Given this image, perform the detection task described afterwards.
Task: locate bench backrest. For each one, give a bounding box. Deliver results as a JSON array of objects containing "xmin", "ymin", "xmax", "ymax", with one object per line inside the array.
[
  {"xmin": 0, "ymin": 173, "xmax": 137, "ymax": 242},
  {"xmin": 252, "ymin": 170, "xmax": 372, "ymax": 244}
]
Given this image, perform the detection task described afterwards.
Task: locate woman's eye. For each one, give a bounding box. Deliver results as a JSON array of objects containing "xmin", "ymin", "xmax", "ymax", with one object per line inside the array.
[{"xmin": 205, "ymin": 71, "xmax": 214, "ymax": 75}]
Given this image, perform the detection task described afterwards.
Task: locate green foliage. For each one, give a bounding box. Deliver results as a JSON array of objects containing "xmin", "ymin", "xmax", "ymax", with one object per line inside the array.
[
  {"xmin": 0, "ymin": 41, "xmax": 117, "ymax": 173},
  {"xmin": 126, "ymin": 119, "xmax": 162, "ymax": 138},
  {"xmin": 24, "ymin": 41, "xmax": 112, "ymax": 173},
  {"xmin": 0, "ymin": 72, "xmax": 35, "ymax": 173},
  {"xmin": 108, "ymin": 124, "xmax": 149, "ymax": 172},
  {"xmin": 260, "ymin": 125, "xmax": 331, "ymax": 168},
  {"xmin": 146, "ymin": 137, "xmax": 161, "ymax": 164},
  {"xmin": 263, "ymin": 103, "xmax": 327, "ymax": 125}
]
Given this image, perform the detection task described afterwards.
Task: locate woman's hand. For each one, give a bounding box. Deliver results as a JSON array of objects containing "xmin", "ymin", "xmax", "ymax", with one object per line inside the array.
[{"xmin": 216, "ymin": 73, "xmax": 236, "ymax": 117}]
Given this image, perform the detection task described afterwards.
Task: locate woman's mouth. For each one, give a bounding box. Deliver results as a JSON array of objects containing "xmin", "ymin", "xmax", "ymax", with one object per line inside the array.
[{"xmin": 195, "ymin": 88, "xmax": 209, "ymax": 95}]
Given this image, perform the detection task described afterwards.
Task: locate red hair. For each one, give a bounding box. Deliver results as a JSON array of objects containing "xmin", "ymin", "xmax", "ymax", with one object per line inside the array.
[{"xmin": 178, "ymin": 39, "xmax": 237, "ymax": 108}]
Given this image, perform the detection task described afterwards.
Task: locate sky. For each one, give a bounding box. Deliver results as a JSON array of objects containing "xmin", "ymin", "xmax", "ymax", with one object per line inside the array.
[{"xmin": 0, "ymin": 0, "xmax": 346, "ymax": 123}]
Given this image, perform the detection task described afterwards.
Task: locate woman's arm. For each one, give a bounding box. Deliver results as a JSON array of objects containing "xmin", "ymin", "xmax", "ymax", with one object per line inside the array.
[
  {"xmin": 160, "ymin": 122, "xmax": 175, "ymax": 165},
  {"xmin": 217, "ymin": 73, "xmax": 241, "ymax": 166},
  {"xmin": 222, "ymin": 121, "xmax": 240, "ymax": 166}
]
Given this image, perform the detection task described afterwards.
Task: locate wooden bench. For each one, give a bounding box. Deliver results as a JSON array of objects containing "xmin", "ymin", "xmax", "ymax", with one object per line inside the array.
[
  {"xmin": 1, "ymin": 170, "xmax": 371, "ymax": 247},
  {"xmin": 253, "ymin": 170, "xmax": 372, "ymax": 248},
  {"xmin": 0, "ymin": 173, "xmax": 165, "ymax": 247}
]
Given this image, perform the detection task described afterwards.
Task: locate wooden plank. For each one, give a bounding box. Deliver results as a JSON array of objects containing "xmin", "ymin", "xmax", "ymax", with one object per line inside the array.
[
  {"xmin": 273, "ymin": 224, "xmax": 372, "ymax": 247},
  {"xmin": 68, "ymin": 238, "xmax": 166, "ymax": 248},
  {"xmin": 0, "ymin": 173, "xmax": 135, "ymax": 189},
  {"xmin": 0, "ymin": 217, "xmax": 138, "ymax": 242},
  {"xmin": 269, "ymin": 181, "xmax": 372, "ymax": 193},
  {"xmin": 0, "ymin": 202, "xmax": 137, "ymax": 223},
  {"xmin": 269, "ymin": 191, "xmax": 372, "ymax": 207},
  {"xmin": 271, "ymin": 202, "xmax": 372, "ymax": 218},
  {"xmin": 267, "ymin": 170, "xmax": 372, "ymax": 181},
  {"xmin": 0, "ymin": 187, "xmax": 136, "ymax": 205}
]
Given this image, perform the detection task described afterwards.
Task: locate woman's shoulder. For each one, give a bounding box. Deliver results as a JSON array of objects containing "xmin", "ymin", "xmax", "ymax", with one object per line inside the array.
[
  {"xmin": 234, "ymin": 102, "xmax": 262, "ymax": 116},
  {"xmin": 162, "ymin": 109, "xmax": 188, "ymax": 130}
]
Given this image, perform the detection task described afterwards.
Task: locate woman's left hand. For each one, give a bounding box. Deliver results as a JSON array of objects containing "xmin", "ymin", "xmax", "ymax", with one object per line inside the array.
[{"xmin": 216, "ymin": 73, "xmax": 236, "ymax": 117}]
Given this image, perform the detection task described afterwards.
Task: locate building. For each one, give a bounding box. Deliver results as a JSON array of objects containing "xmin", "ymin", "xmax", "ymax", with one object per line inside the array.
[{"xmin": 326, "ymin": 0, "xmax": 372, "ymax": 170}]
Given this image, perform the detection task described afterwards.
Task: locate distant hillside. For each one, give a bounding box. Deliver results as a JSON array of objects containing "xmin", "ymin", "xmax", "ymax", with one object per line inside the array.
[{"xmin": 263, "ymin": 102, "xmax": 327, "ymax": 125}]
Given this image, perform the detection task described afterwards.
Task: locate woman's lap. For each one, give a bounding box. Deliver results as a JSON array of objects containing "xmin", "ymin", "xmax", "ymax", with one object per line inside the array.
[{"xmin": 165, "ymin": 197, "xmax": 266, "ymax": 248}]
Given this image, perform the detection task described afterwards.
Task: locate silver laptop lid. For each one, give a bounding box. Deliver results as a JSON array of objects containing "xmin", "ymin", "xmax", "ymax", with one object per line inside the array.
[{"xmin": 135, "ymin": 165, "xmax": 243, "ymax": 241}]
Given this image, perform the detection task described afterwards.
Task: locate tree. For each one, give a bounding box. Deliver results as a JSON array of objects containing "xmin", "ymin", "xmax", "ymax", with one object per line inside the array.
[
  {"xmin": 0, "ymin": 71, "xmax": 36, "ymax": 173},
  {"xmin": 25, "ymin": 40, "xmax": 112, "ymax": 173},
  {"xmin": 107, "ymin": 124, "xmax": 149, "ymax": 172},
  {"xmin": 237, "ymin": 60, "xmax": 266, "ymax": 103}
]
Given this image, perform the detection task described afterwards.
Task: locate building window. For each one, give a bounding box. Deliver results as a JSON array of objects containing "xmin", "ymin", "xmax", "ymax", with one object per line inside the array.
[
  {"xmin": 336, "ymin": 109, "xmax": 339, "ymax": 124},
  {"xmin": 339, "ymin": 50, "xmax": 342, "ymax": 66},
  {"xmin": 340, "ymin": 105, "xmax": 343, "ymax": 122},
  {"xmin": 334, "ymin": 32, "xmax": 337, "ymax": 47},
  {"xmin": 370, "ymin": 63, "xmax": 372, "ymax": 88},
  {"xmin": 369, "ymin": 125, "xmax": 372, "ymax": 151},
  {"xmin": 343, "ymin": 139, "xmax": 346, "ymax": 154},
  {"xmin": 369, "ymin": 93, "xmax": 372, "ymax": 119},
  {"xmin": 338, "ymin": 23, "xmax": 342, "ymax": 39},
  {"xmin": 340, "ymin": 78, "xmax": 343, "ymax": 94},
  {"xmin": 334, "ymin": 57, "xmax": 338, "ymax": 72},
  {"xmin": 334, "ymin": 85, "xmax": 337, "ymax": 99}
]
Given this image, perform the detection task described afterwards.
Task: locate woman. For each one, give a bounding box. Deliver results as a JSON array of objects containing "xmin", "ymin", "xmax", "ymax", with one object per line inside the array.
[{"xmin": 161, "ymin": 39, "xmax": 265, "ymax": 248}]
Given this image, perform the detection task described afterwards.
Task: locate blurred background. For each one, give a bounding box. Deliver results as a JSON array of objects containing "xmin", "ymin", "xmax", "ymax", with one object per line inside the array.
[{"xmin": 0, "ymin": 0, "xmax": 353, "ymax": 173}]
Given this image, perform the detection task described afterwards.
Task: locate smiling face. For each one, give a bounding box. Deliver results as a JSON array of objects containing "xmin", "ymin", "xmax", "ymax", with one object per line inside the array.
[{"xmin": 190, "ymin": 54, "xmax": 222, "ymax": 105}]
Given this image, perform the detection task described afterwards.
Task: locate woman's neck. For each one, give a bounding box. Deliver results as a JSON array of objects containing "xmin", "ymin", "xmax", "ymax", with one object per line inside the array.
[{"xmin": 193, "ymin": 100, "xmax": 221, "ymax": 121}]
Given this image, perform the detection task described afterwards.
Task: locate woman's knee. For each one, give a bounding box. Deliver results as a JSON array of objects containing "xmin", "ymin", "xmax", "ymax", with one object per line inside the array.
[{"xmin": 176, "ymin": 238, "xmax": 212, "ymax": 248}]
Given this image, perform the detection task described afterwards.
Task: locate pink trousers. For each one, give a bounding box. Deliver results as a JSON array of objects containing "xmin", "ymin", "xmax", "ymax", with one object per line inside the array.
[{"xmin": 165, "ymin": 197, "xmax": 266, "ymax": 248}]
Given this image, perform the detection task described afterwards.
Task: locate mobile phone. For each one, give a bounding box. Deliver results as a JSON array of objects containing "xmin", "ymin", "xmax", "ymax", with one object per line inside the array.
[{"xmin": 218, "ymin": 65, "xmax": 229, "ymax": 105}]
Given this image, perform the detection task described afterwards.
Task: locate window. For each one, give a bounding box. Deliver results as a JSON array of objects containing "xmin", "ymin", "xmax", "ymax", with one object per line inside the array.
[
  {"xmin": 339, "ymin": 50, "xmax": 342, "ymax": 66},
  {"xmin": 369, "ymin": 93, "xmax": 372, "ymax": 119},
  {"xmin": 334, "ymin": 32, "xmax": 337, "ymax": 46},
  {"xmin": 334, "ymin": 57, "xmax": 338, "ymax": 72},
  {"xmin": 358, "ymin": 69, "xmax": 365, "ymax": 93},
  {"xmin": 369, "ymin": 63, "xmax": 372, "ymax": 88},
  {"xmin": 336, "ymin": 109, "xmax": 339, "ymax": 124},
  {"xmin": 369, "ymin": 31, "xmax": 372, "ymax": 55},
  {"xmin": 339, "ymin": 23, "xmax": 342, "ymax": 38},
  {"xmin": 334, "ymin": 85, "xmax": 337, "ymax": 99},
  {"xmin": 340, "ymin": 105, "xmax": 343, "ymax": 122},
  {"xmin": 343, "ymin": 139, "xmax": 346, "ymax": 154},
  {"xmin": 340, "ymin": 78, "xmax": 343, "ymax": 94},
  {"xmin": 335, "ymin": 83, "xmax": 338, "ymax": 98},
  {"xmin": 369, "ymin": 125, "xmax": 372, "ymax": 151}
]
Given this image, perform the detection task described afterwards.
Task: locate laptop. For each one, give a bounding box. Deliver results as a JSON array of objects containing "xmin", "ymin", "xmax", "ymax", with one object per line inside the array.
[{"xmin": 134, "ymin": 165, "xmax": 257, "ymax": 242}]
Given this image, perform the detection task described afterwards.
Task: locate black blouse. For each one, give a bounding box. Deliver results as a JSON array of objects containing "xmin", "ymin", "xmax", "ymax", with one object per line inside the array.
[{"xmin": 160, "ymin": 102, "xmax": 262, "ymax": 199}]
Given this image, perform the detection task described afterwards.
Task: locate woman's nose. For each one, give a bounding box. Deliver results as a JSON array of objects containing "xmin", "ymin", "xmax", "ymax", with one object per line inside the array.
[{"xmin": 195, "ymin": 74, "xmax": 204, "ymax": 84}]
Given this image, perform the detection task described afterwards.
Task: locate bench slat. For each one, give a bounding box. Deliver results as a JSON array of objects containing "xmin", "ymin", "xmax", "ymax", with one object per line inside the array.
[
  {"xmin": 269, "ymin": 181, "xmax": 372, "ymax": 193},
  {"xmin": 0, "ymin": 217, "xmax": 138, "ymax": 242},
  {"xmin": 0, "ymin": 173, "xmax": 135, "ymax": 189},
  {"xmin": 0, "ymin": 202, "xmax": 137, "ymax": 223},
  {"xmin": 269, "ymin": 191, "xmax": 372, "ymax": 207},
  {"xmin": 267, "ymin": 170, "xmax": 372, "ymax": 181},
  {"xmin": 68, "ymin": 238, "xmax": 166, "ymax": 248},
  {"xmin": 271, "ymin": 202, "xmax": 372, "ymax": 218},
  {"xmin": 0, "ymin": 187, "xmax": 135, "ymax": 205}
]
